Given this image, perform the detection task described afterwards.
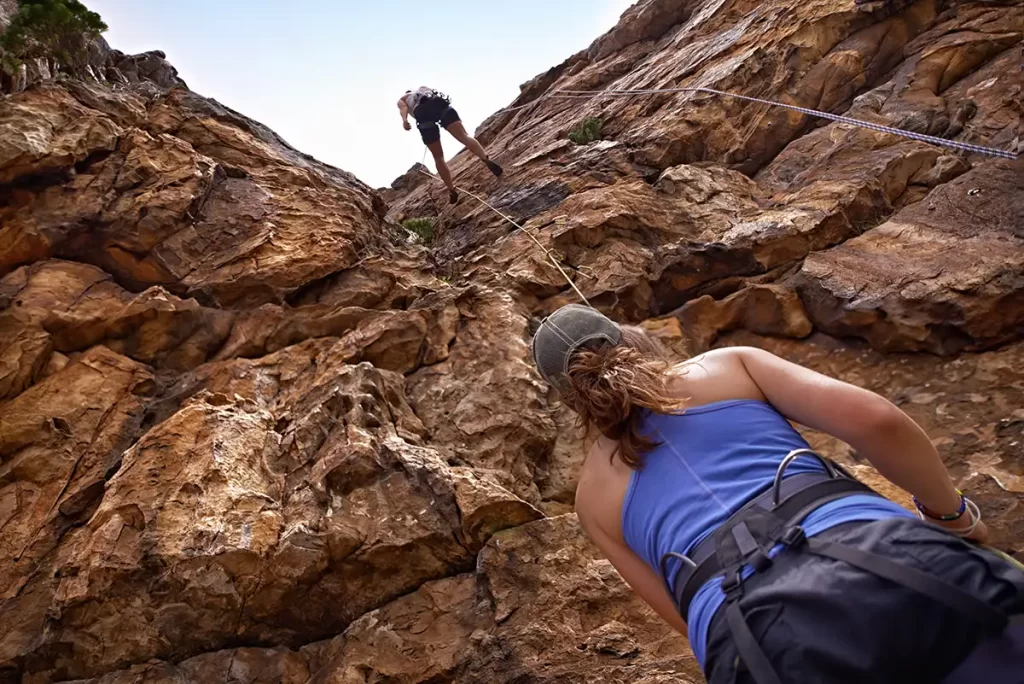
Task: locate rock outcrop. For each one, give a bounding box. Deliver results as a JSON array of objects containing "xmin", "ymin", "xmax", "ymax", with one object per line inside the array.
[
  {"xmin": 1, "ymin": 0, "xmax": 1020, "ymax": 682},
  {"xmin": 0, "ymin": 3, "xmax": 185, "ymax": 95}
]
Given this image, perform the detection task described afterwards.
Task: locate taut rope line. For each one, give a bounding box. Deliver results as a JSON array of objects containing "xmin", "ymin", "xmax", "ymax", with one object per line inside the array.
[
  {"xmin": 500, "ymin": 86, "xmax": 1017, "ymax": 160},
  {"xmin": 408, "ymin": 83, "xmax": 1016, "ymax": 308}
]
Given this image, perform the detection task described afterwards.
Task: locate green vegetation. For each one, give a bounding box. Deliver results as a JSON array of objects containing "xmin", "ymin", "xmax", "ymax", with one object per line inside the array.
[
  {"xmin": 401, "ymin": 217, "xmax": 436, "ymax": 244},
  {"xmin": 567, "ymin": 116, "xmax": 603, "ymax": 145},
  {"xmin": 1, "ymin": 0, "xmax": 107, "ymax": 74}
]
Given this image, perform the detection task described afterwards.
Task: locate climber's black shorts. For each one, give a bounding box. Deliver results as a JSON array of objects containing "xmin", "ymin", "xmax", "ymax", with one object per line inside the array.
[
  {"xmin": 702, "ymin": 517, "xmax": 1024, "ymax": 684},
  {"xmin": 414, "ymin": 97, "xmax": 460, "ymax": 145}
]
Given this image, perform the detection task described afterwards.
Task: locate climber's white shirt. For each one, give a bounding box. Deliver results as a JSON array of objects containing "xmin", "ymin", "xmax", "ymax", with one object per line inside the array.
[{"xmin": 404, "ymin": 86, "xmax": 438, "ymax": 111}]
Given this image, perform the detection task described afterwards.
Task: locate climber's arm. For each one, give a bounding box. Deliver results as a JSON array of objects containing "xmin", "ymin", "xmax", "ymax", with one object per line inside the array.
[
  {"xmin": 735, "ymin": 346, "xmax": 987, "ymax": 541},
  {"xmin": 596, "ymin": 531, "xmax": 688, "ymax": 635},
  {"xmin": 577, "ymin": 494, "xmax": 688, "ymax": 636},
  {"xmin": 397, "ymin": 97, "xmax": 410, "ymax": 128}
]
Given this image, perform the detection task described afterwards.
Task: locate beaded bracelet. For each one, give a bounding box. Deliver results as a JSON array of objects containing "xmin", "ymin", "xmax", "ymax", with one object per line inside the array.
[{"xmin": 913, "ymin": 490, "xmax": 966, "ymax": 521}]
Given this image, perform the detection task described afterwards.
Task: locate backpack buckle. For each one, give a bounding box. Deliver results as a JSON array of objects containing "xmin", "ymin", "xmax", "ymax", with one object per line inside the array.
[
  {"xmin": 780, "ymin": 526, "xmax": 807, "ymax": 549},
  {"xmin": 721, "ymin": 570, "xmax": 744, "ymax": 602},
  {"xmin": 749, "ymin": 549, "xmax": 772, "ymax": 573},
  {"xmin": 729, "ymin": 521, "xmax": 773, "ymax": 573}
]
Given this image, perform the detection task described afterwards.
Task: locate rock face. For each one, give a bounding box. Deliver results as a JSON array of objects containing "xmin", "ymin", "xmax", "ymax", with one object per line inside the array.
[
  {"xmin": 0, "ymin": 5, "xmax": 186, "ymax": 95},
  {"xmin": 1, "ymin": 1, "xmax": 1021, "ymax": 682}
]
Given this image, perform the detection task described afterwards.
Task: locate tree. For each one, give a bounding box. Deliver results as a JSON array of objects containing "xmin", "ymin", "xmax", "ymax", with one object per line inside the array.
[{"xmin": 0, "ymin": 0, "xmax": 107, "ymax": 73}]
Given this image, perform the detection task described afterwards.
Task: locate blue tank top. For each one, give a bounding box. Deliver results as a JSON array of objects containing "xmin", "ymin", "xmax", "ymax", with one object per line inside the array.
[{"xmin": 620, "ymin": 400, "xmax": 914, "ymax": 668}]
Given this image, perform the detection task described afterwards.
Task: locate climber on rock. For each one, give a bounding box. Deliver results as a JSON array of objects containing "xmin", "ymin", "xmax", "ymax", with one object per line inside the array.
[
  {"xmin": 530, "ymin": 304, "xmax": 1024, "ymax": 684},
  {"xmin": 398, "ymin": 86, "xmax": 503, "ymax": 205}
]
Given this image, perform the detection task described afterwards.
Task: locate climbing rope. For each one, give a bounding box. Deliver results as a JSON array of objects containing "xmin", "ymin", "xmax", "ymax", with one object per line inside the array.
[
  {"xmin": 500, "ymin": 87, "xmax": 1017, "ymax": 160},
  {"xmin": 985, "ymin": 545, "xmax": 1024, "ymax": 572},
  {"xmin": 410, "ymin": 82, "xmax": 1015, "ymax": 309},
  {"xmin": 413, "ymin": 167, "xmax": 592, "ymax": 306}
]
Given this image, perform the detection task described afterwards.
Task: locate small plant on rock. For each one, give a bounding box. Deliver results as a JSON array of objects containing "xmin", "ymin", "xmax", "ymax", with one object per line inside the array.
[
  {"xmin": 568, "ymin": 116, "xmax": 603, "ymax": 145},
  {"xmin": 402, "ymin": 217, "xmax": 435, "ymax": 244},
  {"xmin": 0, "ymin": 0, "xmax": 107, "ymax": 75}
]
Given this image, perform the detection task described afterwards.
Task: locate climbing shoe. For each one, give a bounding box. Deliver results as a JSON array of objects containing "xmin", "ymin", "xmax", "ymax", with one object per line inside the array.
[
  {"xmin": 449, "ymin": 189, "xmax": 460, "ymax": 204},
  {"xmin": 486, "ymin": 160, "xmax": 503, "ymax": 177}
]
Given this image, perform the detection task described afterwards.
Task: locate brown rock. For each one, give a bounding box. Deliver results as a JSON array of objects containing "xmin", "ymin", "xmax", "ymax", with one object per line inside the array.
[
  {"xmin": 535, "ymin": 403, "xmax": 590, "ymax": 506},
  {"xmin": 450, "ymin": 466, "xmax": 543, "ymax": 549},
  {"xmin": 36, "ymin": 392, "xmax": 284, "ymax": 678},
  {"xmin": 0, "ymin": 347, "xmax": 152, "ymax": 676},
  {"xmin": 60, "ymin": 647, "xmax": 310, "ymax": 684},
  {"xmin": 588, "ymin": 0, "xmax": 696, "ymax": 61},
  {"xmin": 6, "ymin": 329, "xmax": 558, "ymax": 678},
  {"xmin": 289, "ymin": 250, "xmax": 442, "ymax": 310},
  {"xmin": 468, "ymin": 515, "xmax": 700, "ymax": 683},
  {"xmin": 308, "ymin": 574, "xmax": 488, "ymax": 683},
  {"xmin": 315, "ymin": 515, "xmax": 699, "ymax": 682},
  {"xmin": 0, "ymin": 82, "xmax": 394, "ymax": 307},
  {"xmin": 10, "ymin": 375, "xmax": 458, "ymax": 678},
  {"xmin": 0, "ymin": 104, "xmax": 215, "ymax": 283},
  {"xmin": 671, "ymin": 284, "xmax": 813, "ymax": 353},
  {"xmin": 0, "ymin": 86, "xmax": 120, "ymax": 186},
  {"xmin": 798, "ymin": 158, "xmax": 1022, "ymax": 354},
  {"xmin": 213, "ymin": 287, "xmax": 458, "ymax": 370},
  {"xmin": 212, "ymin": 302, "xmax": 377, "ymax": 360},
  {"xmin": 2, "ymin": 0, "xmax": 1022, "ymax": 681},
  {"xmin": 640, "ymin": 316, "xmax": 694, "ymax": 358},
  {"xmin": 62, "ymin": 514, "xmax": 704, "ymax": 684},
  {"xmin": 394, "ymin": 1, "xmax": 1019, "ymax": 320},
  {"xmin": 0, "ymin": 260, "xmax": 234, "ymax": 378},
  {"xmin": 0, "ymin": 325, "xmax": 52, "ymax": 400},
  {"xmin": 406, "ymin": 290, "xmax": 556, "ymax": 503},
  {"xmin": 330, "ymin": 295, "xmax": 461, "ymax": 374},
  {"xmin": 379, "ymin": 162, "xmax": 435, "ymax": 207},
  {"xmin": 586, "ymin": 620, "xmax": 640, "ymax": 658}
]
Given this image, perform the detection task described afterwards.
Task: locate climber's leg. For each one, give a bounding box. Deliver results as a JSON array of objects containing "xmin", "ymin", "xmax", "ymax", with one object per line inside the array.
[
  {"xmin": 443, "ymin": 118, "xmax": 487, "ymax": 161},
  {"xmin": 444, "ymin": 117, "xmax": 502, "ymax": 177},
  {"xmin": 427, "ymin": 140, "xmax": 458, "ymax": 204}
]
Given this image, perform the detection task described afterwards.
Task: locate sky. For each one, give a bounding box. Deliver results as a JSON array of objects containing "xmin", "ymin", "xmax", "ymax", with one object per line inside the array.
[{"xmin": 88, "ymin": 0, "xmax": 637, "ymax": 188}]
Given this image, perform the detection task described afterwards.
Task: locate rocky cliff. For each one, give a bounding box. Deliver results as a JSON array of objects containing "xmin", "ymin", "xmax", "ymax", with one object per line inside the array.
[
  {"xmin": 0, "ymin": 0, "xmax": 1021, "ymax": 682},
  {"xmin": 0, "ymin": 1, "xmax": 184, "ymax": 95}
]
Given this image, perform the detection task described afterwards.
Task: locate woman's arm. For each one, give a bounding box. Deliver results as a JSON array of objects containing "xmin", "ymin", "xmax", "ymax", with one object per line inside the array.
[
  {"xmin": 577, "ymin": 509, "xmax": 689, "ymax": 635},
  {"xmin": 581, "ymin": 509, "xmax": 684, "ymax": 634},
  {"xmin": 734, "ymin": 346, "xmax": 985, "ymax": 539}
]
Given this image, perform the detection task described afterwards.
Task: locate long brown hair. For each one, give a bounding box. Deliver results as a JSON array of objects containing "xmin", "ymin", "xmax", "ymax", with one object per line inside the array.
[{"xmin": 562, "ymin": 326, "xmax": 687, "ymax": 468}]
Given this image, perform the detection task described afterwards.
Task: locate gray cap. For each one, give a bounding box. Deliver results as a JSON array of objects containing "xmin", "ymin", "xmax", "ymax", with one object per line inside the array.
[{"xmin": 531, "ymin": 304, "xmax": 622, "ymax": 391}]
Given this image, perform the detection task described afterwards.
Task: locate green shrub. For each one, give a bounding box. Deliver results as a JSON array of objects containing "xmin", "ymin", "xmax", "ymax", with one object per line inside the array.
[
  {"xmin": 402, "ymin": 217, "xmax": 435, "ymax": 244},
  {"xmin": 567, "ymin": 117, "xmax": 603, "ymax": 145},
  {"xmin": 1, "ymin": 0, "xmax": 107, "ymax": 73}
]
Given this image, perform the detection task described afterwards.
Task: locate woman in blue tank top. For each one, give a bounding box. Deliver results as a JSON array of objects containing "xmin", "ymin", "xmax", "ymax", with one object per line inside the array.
[{"xmin": 531, "ymin": 304, "xmax": 1023, "ymax": 684}]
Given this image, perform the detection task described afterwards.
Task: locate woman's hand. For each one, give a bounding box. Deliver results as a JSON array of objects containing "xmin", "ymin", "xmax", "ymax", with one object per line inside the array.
[{"xmin": 935, "ymin": 516, "xmax": 989, "ymax": 544}]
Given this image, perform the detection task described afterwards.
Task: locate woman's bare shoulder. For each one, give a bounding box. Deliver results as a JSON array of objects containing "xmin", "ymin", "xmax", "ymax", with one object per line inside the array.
[
  {"xmin": 674, "ymin": 346, "xmax": 753, "ymax": 367},
  {"xmin": 670, "ymin": 347, "xmax": 765, "ymax": 403}
]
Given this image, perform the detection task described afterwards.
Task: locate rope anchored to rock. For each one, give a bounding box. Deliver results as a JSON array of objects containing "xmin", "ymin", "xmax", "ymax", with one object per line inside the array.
[
  {"xmin": 503, "ymin": 86, "xmax": 1018, "ymax": 160},
  {"xmin": 411, "ymin": 83, "xmax": 1016, "ymax": 310},
  {"xmin": 414, "ymin": 167, "xmax": 592, "ymax": 306}
]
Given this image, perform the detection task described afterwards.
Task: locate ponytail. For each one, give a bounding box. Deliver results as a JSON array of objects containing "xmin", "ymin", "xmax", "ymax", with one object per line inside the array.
[{"xmin": 562, "ymin": 327, "xmax": 687, "ymax": 468}]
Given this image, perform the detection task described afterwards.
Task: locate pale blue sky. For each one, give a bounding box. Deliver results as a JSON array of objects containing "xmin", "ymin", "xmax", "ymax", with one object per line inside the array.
[{"xmin": 89, "ymin": 0, "xmax": 635, "ymax": 187}]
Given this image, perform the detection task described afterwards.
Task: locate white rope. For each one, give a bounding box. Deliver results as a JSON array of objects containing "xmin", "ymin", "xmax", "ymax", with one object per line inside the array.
[
  {"xmin": 497, "ymin": 87, "xmax": 1017, "ymax": 160},
  {"xmin": 408, "ymin": 83, "xmax": 1014, "ymax": 309},
  {"xmin": 413, "ymin": 167, "xmax": 592, "ymax": 307}
]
